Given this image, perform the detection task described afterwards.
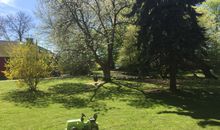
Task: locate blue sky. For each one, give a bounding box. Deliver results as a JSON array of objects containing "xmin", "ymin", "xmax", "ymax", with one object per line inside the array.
[
  {"xmin": 0, "ymin": 0, "xmax": 56, "ymax": 51},
  {"xmin": 0, "ymin": 0, "xmax": 38, "ymax": 33},
  {"xmin": 0, "ymin": 0, "xmax": 37, "ymax": 16}
]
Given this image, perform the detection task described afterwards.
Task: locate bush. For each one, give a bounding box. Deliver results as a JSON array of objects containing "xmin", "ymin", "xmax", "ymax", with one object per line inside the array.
[{"xmin": 3, "ymin": 41, "xmax": 51, "ymax": 91}]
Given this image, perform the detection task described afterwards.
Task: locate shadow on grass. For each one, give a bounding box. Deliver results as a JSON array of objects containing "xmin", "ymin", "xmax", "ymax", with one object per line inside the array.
[
  {"xmin": 91, "ymin": 80, "xmax": 220, "ymax": 127},
  {"xmin": 3, "ymin": 90, "xmax": 51, "ymax": 108},
  {"xmin": 3, "ymin": 83, "xmax": 93, "ymax": 108},
  {"xmin": 48, "ymin": 83, "xmax": 94, "ymax": 109},
  {"xmin": 154, "ymin": 88, "xmax": 220, "ymax": 127},
  {"xmin": 103, "ymin": 79, "xmax": 220, "ymax": 127},
  {"xmin": 110, "ymin": 81, "xmax": 164, "ymax": 108},
  {"xmin": 3, "ymin": 79, "xmax": 220, "ymax": 127},
  {"xmin": 3, "ymin": 83, "xmax": 117, "ymax": 112},
  {"xmin": 48, "ymin": 83, "xmax": 94, "ymax": 95},
  {"xmin": 89, "ymin": 81, "xmax": 144, "ymax": 103},
  {"xmin": 48, "ymin": 83, "xmax": 120, "ymax": 112},
  {"xmin": 88, "ymin": 101, "xmax": 118, "ymax": 114},
  {"xmin": 198, "ymin": 120, "xmax": 220, "ymax": 128}
]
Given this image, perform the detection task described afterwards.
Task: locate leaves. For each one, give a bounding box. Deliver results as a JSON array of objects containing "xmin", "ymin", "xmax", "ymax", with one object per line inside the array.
[{"xmin": 3, "ymin": 41, "xmax": 51, "ymax": 91}]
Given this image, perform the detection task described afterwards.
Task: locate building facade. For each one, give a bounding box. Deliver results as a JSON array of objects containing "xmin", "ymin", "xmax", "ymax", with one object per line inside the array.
[{"xmin": 0, "ymin": 40, "xmax": 19, "ymax": 79}]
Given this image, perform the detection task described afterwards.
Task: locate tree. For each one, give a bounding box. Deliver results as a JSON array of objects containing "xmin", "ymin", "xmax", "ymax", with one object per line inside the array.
[
  {"xmin": 129, "ymin": 0, "xmax": 207, "ymax": 91},
  {"xmin": 57, "ymin": 38, "xmax": 94, "ymax": 76},
  {"xmin": 205, "ymin": 0, "xmax": 220, "ymax": 18},
  {"xmin": 0, "ymin": 16, "xmax": 10, "ymax": 40},
  {"xmin": 1, "ymin": 11, "xmax": 34, "ymax": 42},
  {"xmin": 37, "ymin": 0, "xmax": 130, "ymax": 81},
  {"xmin": 3, "ymin": 39, "xmax": 51, "ymax": 92},
  {"xmin": 197, "ymin": 0, "xmax": 220, "ymax": 74},
  {"xmin": 117, "ymin": 25, "xmax": 140, "ymax": 73}
]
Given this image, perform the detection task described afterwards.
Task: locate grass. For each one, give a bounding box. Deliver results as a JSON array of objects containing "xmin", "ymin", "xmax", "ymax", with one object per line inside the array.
[{"xmin": 0, "ymin": 77, "xmax": 220, "ymax": 130}]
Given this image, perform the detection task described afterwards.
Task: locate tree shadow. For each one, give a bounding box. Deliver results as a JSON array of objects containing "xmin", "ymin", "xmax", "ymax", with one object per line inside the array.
[
  {"xmin": 154, "ymin": 82, "xmax": 220, "ymax": 127},
  {"xmin": 4, "ymin": 78, "xmax": 220, "ymax": 127},
  {"xmin": 3, "ymin": 83, "xmax": 94, "ymax": 108},
  {"xmin": 90, "ymin": 81, "xmax": 142, "ymax": 102},
  {"xmin": 110, "ymin": 79, "xmax": 220, "ymax": 127},
  {"xmin": 89, "ymin": 82, "xmax": 107, "ymax": 102},
  {"xmin": 3, "ymin": 90, "xmax": 51, "ymax": 108},
  {"xmin": 48, "ymin": 83, "xmax": 95, "ymax": 108},
  {"xmin": 49, "ymin": 83, "xmax": 119, "ymax": 112},
  {"xmin": 198, "ymin": 120, "xmax": 220, "ymax": 128},
  {"xmin": 48, "ymin": 83, "xmax": 94, "ymax": 95},
  {"xmin": 110, "ymin": 81, "xmax": 163, "ymax": 108},
  {"xmin": 88, "ymin": 101, "xmax": 119, "ymax": 114},
  {"xmin": 3, "ymin": 82, "xmax": 118, "ymax": 112}
]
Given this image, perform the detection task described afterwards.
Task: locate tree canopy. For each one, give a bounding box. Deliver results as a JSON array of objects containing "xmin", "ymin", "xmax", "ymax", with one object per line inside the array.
[
  {"xmin": 129, "ymin": 0, "xmax": 208, "ymax": 91},
  {"xmin": 37, "ymin": 0, "xmax": 131, "ymax": 81},
  {"xmin": 0, "ymin": 11, "xmax": 34, "ymax": 42}
]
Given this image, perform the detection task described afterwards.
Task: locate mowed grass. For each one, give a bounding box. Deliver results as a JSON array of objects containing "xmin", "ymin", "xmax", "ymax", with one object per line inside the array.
[{"xmin": 0, "ymin": 77, "xmax": 220, "ymax": 130}]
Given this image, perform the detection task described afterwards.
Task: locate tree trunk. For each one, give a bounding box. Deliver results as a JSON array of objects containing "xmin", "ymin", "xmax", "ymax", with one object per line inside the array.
[
  {"xmin": 103, "ymin": 66, "xmax": 111, "ymax": 82},
  {"xmin": 169, "ymin": 62, "xmax": 177, "ymax": 92},
  {"xmin": 19, "ymin": 33, "xmax": 22, "ymax": 42},
  {"xmin": 108, "ymin": 44, "xmax": 115, "ymax": 70}
]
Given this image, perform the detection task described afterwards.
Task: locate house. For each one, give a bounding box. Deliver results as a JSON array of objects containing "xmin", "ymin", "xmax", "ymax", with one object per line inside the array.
[{"xmin": 0, "ymin": 40, "xmax": 20, "ymax": 79}]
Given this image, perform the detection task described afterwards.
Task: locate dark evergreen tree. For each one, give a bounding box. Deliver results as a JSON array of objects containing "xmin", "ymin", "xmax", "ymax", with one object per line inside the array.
[{"xmin": 129, "ymin": 0, "xmax": 209, "ymax": 91}]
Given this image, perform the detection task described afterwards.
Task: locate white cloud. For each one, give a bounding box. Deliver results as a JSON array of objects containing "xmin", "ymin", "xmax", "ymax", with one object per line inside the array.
[
  {"xmin": 0, "ymin": 0, "xmax": 34, "ymax": 16},
  {"xmin": 0, "ymin": 0, "xmax": 15, "ymax": 6},
  {"xmin": 0, "ymin": 0, "xmax": 17, "ymax": 16}
]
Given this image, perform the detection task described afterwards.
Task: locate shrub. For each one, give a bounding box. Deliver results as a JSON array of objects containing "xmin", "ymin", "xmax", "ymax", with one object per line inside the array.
[{"xmin": 3, "ymin": 41, "xmax": 51, "ymax": 91}]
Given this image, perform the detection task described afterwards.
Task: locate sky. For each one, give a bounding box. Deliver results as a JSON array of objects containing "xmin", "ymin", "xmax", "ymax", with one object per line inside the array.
[
  {"xmin": 0, "ymin": 0, "xmax": 37, "ymax": 16},
  {"xmin": 0, "ymin": 0, "xmax": 56, "ymax": 51}
]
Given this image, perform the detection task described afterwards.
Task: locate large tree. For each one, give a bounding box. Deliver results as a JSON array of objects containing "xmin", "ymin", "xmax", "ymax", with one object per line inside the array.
[
  {"xmin": 37, "ymin": 0, "xmax": 130, "ymax": 81},
  {"xmin": 0, "ymin": 11, "xmax": 34, "ymax": 42},
  {"xmin": 129, "ymin": 0, "xmax": 207, "ymax": 91}
]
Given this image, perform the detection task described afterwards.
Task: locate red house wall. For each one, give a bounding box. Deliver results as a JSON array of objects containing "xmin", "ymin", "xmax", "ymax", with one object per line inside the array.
[{"xmin": 0, "ymin": 57, "xmax": 7, "ymax": 78}]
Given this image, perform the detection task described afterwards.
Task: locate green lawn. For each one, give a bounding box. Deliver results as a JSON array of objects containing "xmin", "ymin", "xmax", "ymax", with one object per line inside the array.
[{"xmin": 0, "ymin": 77, "xmax": 220, "ymax": 130}]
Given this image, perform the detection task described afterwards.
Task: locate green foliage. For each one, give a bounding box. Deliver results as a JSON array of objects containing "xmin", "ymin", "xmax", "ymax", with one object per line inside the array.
[
  {"xmin": 56, "ymin": 32, "xmax": 94, "ymax": 76},
  {"xmin": 37, "ymin": 0, "xmax": 133, "ymax": 81},
  {"xmin": 197, "ymin": 0, "xmax": 220, "ymax": 73},
  {"xmin": 3, "ymin": 41, "xmax": 51, "ymax": 91},
  {"xmin": 58, "ymin": 42, "xmax": 94, "ymax": 76},
  {"xmin": 129, "ymin": 0, "xmax": 209, "ymax": 90},
  {"xmin": 205, "ymin": 0, "xmax": 220, "ymax": 16},
  {"xmin": 117, "ymin": 25, "xmax": 140, "ymax": 72},
  {"xmin": 131, "ymin": 0, "xmax": 206, "ymax": 63}
]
